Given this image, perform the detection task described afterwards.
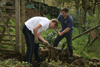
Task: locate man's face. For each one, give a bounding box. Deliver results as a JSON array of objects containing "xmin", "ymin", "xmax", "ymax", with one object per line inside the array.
[
  {"xmin": 50, "ymin": 22, "xmax": 56, "ymax": 29},
  {"xmin": 62, "ymin": 11, "xmax": 68, "ymax": 17}
]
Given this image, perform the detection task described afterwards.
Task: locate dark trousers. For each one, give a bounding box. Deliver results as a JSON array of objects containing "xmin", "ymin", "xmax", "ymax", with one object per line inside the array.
[
  {"xmin": 22, "ymin": 24, "xmax": 40, "ymax": 63},
  {"xmin": 53, "ymin": 33, "xmax": 73, "ymax": 57}
]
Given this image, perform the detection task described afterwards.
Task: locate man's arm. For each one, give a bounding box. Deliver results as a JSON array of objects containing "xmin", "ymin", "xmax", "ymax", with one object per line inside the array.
[
  {"xmin": 33, "ymin": 23, "xmax": 42, "ymax": 40},
  {"xmin": 58, "ymin": 28, "xmax": 70, "ymax": 36},
  {"xmin": 58, "ymin": 18, "xmax": 73, "ymax": 36},
  {"xmin": 61, "ymin": 27, "xmax": 70, "ymax": 34},
  {"xmin": 37, "ymin": 32, "xmax": 47, "ymax": 43}
]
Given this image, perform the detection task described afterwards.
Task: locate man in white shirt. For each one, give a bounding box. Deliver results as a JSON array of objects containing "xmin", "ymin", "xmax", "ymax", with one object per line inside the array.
[{"xmin": 22, "ymin": 16, "xmax": 59, "ymax": 65}]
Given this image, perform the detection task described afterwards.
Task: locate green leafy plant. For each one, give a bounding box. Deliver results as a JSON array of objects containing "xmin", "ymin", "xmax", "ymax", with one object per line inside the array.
[
  {"xmin": 0, "ymin": 59, "xmax": 30, "ymax": 67},
  {"xmin": 42, "ymin": 30, "xmax": 57, "ymax": 46}
]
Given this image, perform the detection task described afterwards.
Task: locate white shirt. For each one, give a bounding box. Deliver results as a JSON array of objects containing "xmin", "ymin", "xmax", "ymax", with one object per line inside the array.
[{"xmin": 25, "ymin": 17, "xmax": 50, "ymax": 34}]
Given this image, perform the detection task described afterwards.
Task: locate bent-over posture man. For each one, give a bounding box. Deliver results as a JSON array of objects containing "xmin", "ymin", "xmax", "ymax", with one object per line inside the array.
[
  {"xmin": 53, "ymin": 7, "xmax": 73, "ymax": 60},
  {"xmin": 22, "ymin": 16, "xmax": 59, "ymax": 65}
]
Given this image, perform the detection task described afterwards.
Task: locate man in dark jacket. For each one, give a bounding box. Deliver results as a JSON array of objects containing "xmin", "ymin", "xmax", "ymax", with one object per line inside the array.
[{"xmin": 53, "ymin": 7, "xmax": 73, "ymax": 60}]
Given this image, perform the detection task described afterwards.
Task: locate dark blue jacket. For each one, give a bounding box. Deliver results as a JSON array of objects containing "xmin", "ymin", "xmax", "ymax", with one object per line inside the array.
[{"xmin": 57, "ymin": 13, "xmax": 73, "ymax": 34}]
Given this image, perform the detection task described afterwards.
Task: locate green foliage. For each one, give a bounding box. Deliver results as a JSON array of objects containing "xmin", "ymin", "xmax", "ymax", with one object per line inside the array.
[
  {"xmin": 72, "ymin": 27, "xmax": 100, "ymax": 60},
  {"xmin": 45, "ymin": 14, "xmax": 51, "ymax": 19},
  {"xmin": 40, "ymin": 59, "xmax": 69, "ymax": 67},
  {"xmin": 0, "ymin": 59, "xmax": 30, "ymax": 67},
  {"xmin": 9, "ymin": 18, "xmax": 15, "ymax": 25},
  {"xmin": 54, "ymin": 0, "xmax": 70, "ymax": 4},
  {"xmin": 87, "ymin": 14, "xmax": 100, "ymax": 28},
  {"xmin": 42, "ymin": 29, "xmax": 57, "ymax": 46}
]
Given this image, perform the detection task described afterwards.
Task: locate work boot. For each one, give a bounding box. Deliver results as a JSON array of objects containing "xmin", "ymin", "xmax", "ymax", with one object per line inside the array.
[
  {"xmin": 28, "ymin": 63, "xmax": 33, "ymax": 67},
  {"xmin": 68, "ymin": 56, "xmax": 73, "ymax": 60},
  {"xmin": 36, "ymin": 58, "xmax": 45, "ymax": 65}
]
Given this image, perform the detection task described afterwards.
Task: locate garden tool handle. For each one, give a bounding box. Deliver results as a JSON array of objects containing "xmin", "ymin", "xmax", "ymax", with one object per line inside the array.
[
  {"xmin": 39, "ymin": 41, "xmax": 64, "ymax": 52},
  {"xmin": 54, "ymin": 28, "xmax": 58, "ymax": 33}
]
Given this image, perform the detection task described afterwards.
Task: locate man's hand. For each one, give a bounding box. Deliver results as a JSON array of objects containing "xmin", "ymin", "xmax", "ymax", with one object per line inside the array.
[
  {"xmin": 44, "ymin": 41, "xmax": 50, "ymax": 47},
  {"xmin": 34, "ymin": 39, "xmax": 39, "ymax": 44},
  {"xmin": 58, "ymin": 28, "xmax": 70, "ymax": 36},
  {"xmin": 43, "ymin": 40, "xmax": 48, "ymax": 44},
  {"xmin": 58, "ymin": 32, "xmax": 62, "ymax": 36}
]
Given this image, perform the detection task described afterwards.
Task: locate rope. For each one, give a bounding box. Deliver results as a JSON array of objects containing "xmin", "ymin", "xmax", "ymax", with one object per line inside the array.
[{"xmin": 46, "ymin": 33, "xmax": 56, "ymax": 41}]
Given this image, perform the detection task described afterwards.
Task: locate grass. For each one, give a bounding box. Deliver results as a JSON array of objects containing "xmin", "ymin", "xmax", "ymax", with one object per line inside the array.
[{"xmin": 72, "ymin": 28, "xmax": 100, "ymax": 60}]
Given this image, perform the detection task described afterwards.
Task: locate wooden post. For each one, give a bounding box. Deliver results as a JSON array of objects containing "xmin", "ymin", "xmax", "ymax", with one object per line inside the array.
[
  {"xmin": 15, "ymin": 0, "xmax": 20, "ymax": 53},
  {"xmin": 21, "ymin": 0, "xmax": 25, "ymax": 55}
]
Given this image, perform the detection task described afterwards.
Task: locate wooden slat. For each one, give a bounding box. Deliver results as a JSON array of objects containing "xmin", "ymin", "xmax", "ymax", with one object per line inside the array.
[
  {"xmin": 0, "ymin": 18, "xmax": 3, "ymax": 21},
  {"xmin": 0, "ymin": 14, "xmax": 15, "ymax": 20},
  {"xmin": 2, "ymin": 39, "xmax": 15, "ymax": 42},
  {"xmin": 3, "ymin": 14, "xmax": 15, "ymax": 18},
  {"xmin": 0, "ymin": 18, "xmax": 5, "ymax": 22},
  {"xmin": 0, "ymin": 18, "xmax": 14, "ymax": 22},
  {"xmin": 0, "ymin": 42, "xmax": 15, "ymax": 45},
  {"xmin": 0, "ymin": 48, "xmax": 14, "ymax": 52},
  {"xmin": 0, "ymin": 6, "xmax": 15, "ymax": 9},
  {"xmin": 0, "ymin": 33, "xmax": 15, "ymax": 36},
  {"xmin": 0, "ymin": 25, "xmax": 15, "ymax": 28}
]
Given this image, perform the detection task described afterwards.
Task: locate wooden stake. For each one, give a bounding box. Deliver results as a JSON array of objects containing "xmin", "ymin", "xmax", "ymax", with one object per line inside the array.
[
  {"xmin": 21, "ymin": 0, "xmax": 25, "ymax": 55},
  {"xmin": 15, "ymin": 0, "xmax": 20, "ymax": 53},
  {"xmin": 54, "ymin": 28, "xmax": 58, "ymax": 33}
]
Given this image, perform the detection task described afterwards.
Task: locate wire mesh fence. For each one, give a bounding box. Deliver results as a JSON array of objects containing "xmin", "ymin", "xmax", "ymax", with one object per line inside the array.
[{"xmin": 25, "ymin": 0, "xmax": 61, "ymax": 21}]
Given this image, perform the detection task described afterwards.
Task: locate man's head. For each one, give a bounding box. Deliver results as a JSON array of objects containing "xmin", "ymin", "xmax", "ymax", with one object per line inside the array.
[
  {"xmin": 61, "ymin": 7, "xmax": 68, "ymax": 17},
  {"xmin": 49, "ymin": 19, "xmax": 59, "ymax": 29}
]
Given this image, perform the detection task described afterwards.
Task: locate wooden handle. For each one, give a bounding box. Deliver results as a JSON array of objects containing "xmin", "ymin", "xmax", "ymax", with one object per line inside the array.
[{"xmin": 54, "ymin": 28, "xmax": 58, "ymax": 33}]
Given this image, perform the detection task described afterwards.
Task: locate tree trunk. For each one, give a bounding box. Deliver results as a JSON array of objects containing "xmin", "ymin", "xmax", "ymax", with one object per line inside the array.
[
  {"xmin": 82, "ymin": 10, "xmax": 87, "ymax": 31},
  {"xmin": 72, "ymin": 25, "xmax": 100, "ymax": 40},
  {"xmin": 62, "ymin": 2, "xmax": 64, "ymax": 7},
  {"xmin": 75, "ymin": 0, "xmax": 80, "ymax": 16},
  {"xmin": 43, "ymin": 0, "xmax": 45, "ymax": 3}
]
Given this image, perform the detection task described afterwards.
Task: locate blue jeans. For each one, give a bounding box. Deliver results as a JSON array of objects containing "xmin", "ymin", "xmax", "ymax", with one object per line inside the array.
[
  {"xmin": 53, "ymin": 33, "xmax": 73, "ymax": 57},
  {"xmin": 22, "ymin": 24, "xmax": 40, "ymax": 63}
]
